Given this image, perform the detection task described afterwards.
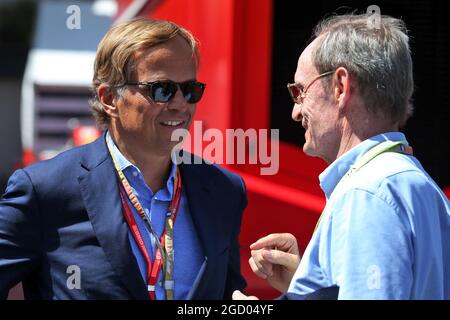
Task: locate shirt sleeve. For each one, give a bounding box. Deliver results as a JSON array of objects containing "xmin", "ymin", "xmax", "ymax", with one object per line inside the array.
[{"xmin": 329, "ymin": 188, "xmax": 414, "ymax": 299}]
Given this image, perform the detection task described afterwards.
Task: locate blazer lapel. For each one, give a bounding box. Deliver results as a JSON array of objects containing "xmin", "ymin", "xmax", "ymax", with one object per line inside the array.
[{"xmin": 77, "ymin": 135, "xmax": 148, "ymax": 300}]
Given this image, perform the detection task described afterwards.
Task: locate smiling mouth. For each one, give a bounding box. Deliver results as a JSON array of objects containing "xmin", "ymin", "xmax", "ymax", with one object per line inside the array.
[{"xmin": 160, "ymin": 120, "xmax": 185, "ymax": 127}]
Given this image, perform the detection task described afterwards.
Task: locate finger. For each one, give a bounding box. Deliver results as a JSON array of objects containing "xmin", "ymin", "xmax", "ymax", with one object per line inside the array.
[
  {"xmin": 250, "ymin": 250, "xmax": 274, "ymax": 277},
  {"xmin": 232, "ymin": 290, "xmax": 247, "ymax": 300},
  {"xmin": 263, "ymin": 249, "xmax": 300, "ymax": 272},
  {"xmin": 248, "ymin": 256, "xmax": 268, "ymax": 279},
  {"xmin": 250, "ymin": 233, "xmax": 283, "ymax": 250},
  {"xmin": 250, "ymin": 233, "xmax": 297, "ymax": 251},
  {"xmin": 232, "ymin": 290, "xmax": 259, "ymax": 300}
]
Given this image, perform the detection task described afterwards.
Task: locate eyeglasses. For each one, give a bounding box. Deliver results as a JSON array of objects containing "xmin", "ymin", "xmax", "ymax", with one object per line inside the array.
[
  {"xmin": 287, "ymin": 71, "xmax": 334, "ymax": 104},
  {"xmin": 121, "ymin": 80, "xmax": 206, "ymax": 104}
]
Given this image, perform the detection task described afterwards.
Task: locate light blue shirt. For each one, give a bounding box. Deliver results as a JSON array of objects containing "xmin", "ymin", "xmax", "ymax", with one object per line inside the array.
[
  {"xmin": 288, "ymin": 132, "xmax": 450, "ymax": 299},
  {"xmin": 106, "ymin": 132, "xmax": 204, "ymax": 299}
]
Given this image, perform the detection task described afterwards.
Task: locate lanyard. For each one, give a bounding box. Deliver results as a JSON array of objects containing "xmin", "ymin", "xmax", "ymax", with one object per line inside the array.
[
  {"xmin": 343, "ymin": 140, "xmax": 412, "ymax": 180},
  {"xmin": 106, "ymin": 139, "xmax": 182, "ymax": 300},
  {"xmin": 314, "ymin": 140, "xmax": 413, "ymax": 232}
]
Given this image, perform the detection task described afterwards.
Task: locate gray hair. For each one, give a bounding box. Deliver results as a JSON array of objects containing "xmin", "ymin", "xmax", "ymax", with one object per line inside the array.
[{"xmin": 312, "ymin": 14, "xmax": 414, "ymax": 125}]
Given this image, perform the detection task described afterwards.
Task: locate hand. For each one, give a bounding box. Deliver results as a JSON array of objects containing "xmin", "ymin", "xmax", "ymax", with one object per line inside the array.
[
  {"xmin": 249, "ymin": 233, "xmax": 300, "ymax": 293},
  {"xmin": 232, "ymin": 290, "xmax": 259, "ymax": 300}
]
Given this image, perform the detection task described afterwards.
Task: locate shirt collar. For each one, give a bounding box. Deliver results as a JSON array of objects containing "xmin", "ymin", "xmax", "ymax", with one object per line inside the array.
[
  {"xmin": 319, "ymin": 132, "xmax": 407, "ymax": 199},
  {"xmin": 106, "ymin": 131, "xmax": 134, "ymax": 172},
  {"xmin": 106, "ymin": 131, "xmax": 177, "ymax": 199}
]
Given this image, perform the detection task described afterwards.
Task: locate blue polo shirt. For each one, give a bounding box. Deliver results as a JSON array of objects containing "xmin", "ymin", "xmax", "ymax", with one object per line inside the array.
[
  {"xmin": 106, "ymin": 132, "xmax": 203, "ymax": 299},
  {"xmin": 288, "ymin": 132, "xmax": 450, "ymax": 299}
]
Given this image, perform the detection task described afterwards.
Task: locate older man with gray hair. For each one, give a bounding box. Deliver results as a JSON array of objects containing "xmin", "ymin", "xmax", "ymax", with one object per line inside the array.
[{"xmin": 234, "ymin": 13, "xmax": 450, "ymax": 300}]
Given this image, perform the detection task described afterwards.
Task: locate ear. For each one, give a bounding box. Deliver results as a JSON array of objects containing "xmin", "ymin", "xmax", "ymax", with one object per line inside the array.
[
  {"xmin": 333, "ymin": 67, "xmax": 351, "ymax": 109},
  {"xmin": 97, "ymin": 83, "xmax": 119, "ymax": 119}
]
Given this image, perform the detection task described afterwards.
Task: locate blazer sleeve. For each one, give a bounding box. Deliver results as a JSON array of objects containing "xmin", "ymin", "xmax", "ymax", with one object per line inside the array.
[
  {"xmin": 223, "ymin": 175, "xmax": 248, "ymax": 299},
  {"xmin": 0, "ymin": 169, "xmax": 42, "ymax": 299}
]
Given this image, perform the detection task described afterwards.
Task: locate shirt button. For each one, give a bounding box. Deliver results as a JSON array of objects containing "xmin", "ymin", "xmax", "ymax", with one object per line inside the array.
[{"xmin": 132, "ymin": 171, "xmax": 138, "ymax": 177}]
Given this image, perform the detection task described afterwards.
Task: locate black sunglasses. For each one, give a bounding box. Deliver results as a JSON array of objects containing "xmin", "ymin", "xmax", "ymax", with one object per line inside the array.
[{"xmin": 121, "ymin": 80, "xmax": 206, "ymax": 104}]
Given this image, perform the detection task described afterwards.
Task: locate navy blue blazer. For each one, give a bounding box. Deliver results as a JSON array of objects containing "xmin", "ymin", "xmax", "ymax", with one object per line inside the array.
[{"xmin": 0, "ymin": 135, "xmax": 247, "ymax": 299}]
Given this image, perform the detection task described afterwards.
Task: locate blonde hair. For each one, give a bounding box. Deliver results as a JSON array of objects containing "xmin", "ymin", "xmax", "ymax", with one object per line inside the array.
[{"xmin": 89, "ymin": 18, "xmax": 200, "ymax": 128}]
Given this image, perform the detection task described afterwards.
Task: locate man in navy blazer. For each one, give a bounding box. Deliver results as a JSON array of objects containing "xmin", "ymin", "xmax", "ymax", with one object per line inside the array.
[{"xmin": 0, "ymin": 18, "xmax": 247, "ymax": 299}]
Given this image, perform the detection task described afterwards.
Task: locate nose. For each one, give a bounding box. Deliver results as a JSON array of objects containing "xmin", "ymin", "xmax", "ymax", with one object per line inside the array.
[
  {"xmin": 291, "ymin": 103, "xmax": 303, "ymax": 122},
  {"xmin": 167, "ymin": 85, "xmax": 189, "ymax": 111}
]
